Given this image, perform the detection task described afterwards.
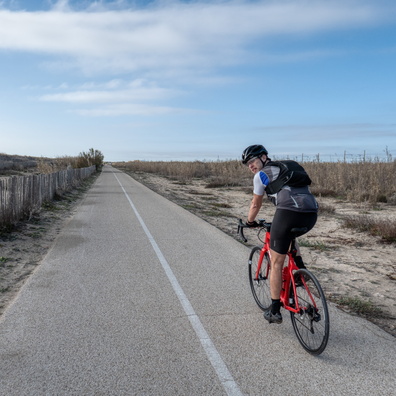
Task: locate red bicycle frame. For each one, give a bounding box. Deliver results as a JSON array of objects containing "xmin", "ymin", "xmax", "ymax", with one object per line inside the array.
[{"xmin": 256, "ymin": 229, "xmax": 316, "ymax": 315}]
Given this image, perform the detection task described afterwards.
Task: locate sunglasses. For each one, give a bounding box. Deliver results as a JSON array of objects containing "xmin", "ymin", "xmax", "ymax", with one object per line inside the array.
[{"xmin": 245, "ymin": 157, "xmax": 259, "ymax": 166}]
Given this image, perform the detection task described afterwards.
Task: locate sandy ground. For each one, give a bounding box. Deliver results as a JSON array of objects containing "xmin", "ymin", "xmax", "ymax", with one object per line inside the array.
[
  {"xmin": 0, "ymin": 181, "xmax": 92, "ymax": 316},
  {"xmin": 0, "ymin": 171, "xmax": 395, "ymax": 338}
]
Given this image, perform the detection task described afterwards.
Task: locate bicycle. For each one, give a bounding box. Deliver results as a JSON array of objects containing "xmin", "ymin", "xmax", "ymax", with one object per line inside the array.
[{"xmin": 238, "ymin": 219, "xmax": 330, "ymax": 355}]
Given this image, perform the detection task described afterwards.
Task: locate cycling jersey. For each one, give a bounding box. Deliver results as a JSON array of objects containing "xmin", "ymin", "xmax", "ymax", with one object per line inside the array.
[{"xmin": 253, "ymin": 163, "xmax": 318, "ymax": 213}]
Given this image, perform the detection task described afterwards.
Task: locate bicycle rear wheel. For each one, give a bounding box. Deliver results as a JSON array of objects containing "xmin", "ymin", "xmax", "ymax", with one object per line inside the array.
[
  {"xmin": 290, "ymin": 269, "xmax": 329, "ymax": 355},
  {"xmin": 248, "ymin": 246, "xmax": 271, "ymax": 311}
]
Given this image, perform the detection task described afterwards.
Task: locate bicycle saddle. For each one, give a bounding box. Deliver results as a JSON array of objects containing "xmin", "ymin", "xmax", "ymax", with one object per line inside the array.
[{"xmin": 290, "ymin": 227, "xmax": 308, "ymax": 238}]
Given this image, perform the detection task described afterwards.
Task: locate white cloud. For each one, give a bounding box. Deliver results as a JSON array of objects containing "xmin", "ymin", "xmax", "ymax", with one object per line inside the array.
[
  {"xmin": 50, "ymin": 0, "xmax": 72, "ymax": 12},
  {"xmin": 34, "ymin": 76, "xmax": 188, "ymax": 115},
  {"xmin": 74, "ymin": 102, "xmax": 192, "ymax": 116},
  {"xmin": 36, "ymin": 77, "xmax": 188, "ymax": 115},
  {"xmin": 0, "ymin": 0, "xmax": 392, "ymax": 76},
  {"xmin": 39, "ymin": 83, "xmax": 180, "ymax": 103}
]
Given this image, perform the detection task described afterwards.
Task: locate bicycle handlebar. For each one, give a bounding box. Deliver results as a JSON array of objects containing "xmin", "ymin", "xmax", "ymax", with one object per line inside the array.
[
  {"xmin": 237, "ymin": 219, "xmax": 271, "ymax": 243},
  {"xmin": 237, "ymin": 219, "xmax": 248, "ymax": 242}
]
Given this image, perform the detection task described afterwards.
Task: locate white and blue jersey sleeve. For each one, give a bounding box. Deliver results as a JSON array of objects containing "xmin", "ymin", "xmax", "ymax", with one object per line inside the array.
[{"xmin": 253, "ymin": 171, "xmax": 269, "ymax": 195}]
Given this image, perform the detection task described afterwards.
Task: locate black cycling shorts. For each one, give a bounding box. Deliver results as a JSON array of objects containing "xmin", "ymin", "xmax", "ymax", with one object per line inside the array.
[{"xmin": 270, "ymin": 209, "xmax": 317, "ymax": 254}]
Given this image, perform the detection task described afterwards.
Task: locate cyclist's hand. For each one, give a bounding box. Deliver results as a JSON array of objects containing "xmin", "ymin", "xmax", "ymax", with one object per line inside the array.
[{"xmin": 246, "ymin": 220, "xmax": 259, "ymax": 228}]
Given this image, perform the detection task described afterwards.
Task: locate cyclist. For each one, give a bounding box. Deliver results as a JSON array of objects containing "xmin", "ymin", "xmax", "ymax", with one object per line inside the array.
[{"xmin": 242, "ymin": 144, "xmax": 318, "ymax": 324}]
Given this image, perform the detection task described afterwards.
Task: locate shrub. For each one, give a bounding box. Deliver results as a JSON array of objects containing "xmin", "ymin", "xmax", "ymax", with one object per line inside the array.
[
  {"xmin": 343, "ymin": 215, "xmax": 396, "ymax": 243},
  {"xmin": 76, "ymin": 148, "xmax": 104, "ymax": 170}
]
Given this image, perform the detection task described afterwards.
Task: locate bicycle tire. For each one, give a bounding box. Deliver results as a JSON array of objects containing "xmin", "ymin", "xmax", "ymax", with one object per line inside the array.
[
  {"xmin": 248, "ymin": 246, "xmax": 271, "ymax": 311},
  {"xmin": 290, "ymin": 269, "xmax": 330, "ymax": 355}
]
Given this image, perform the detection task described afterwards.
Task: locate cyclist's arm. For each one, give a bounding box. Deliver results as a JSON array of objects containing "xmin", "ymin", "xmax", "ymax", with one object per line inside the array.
[
  {"xmin": 247, "ymin": 171, "xmax": 267, "ymax": 223},
  {"xmin": 247, "ymin": 194, "xmax": 263, "ymax": 223}
]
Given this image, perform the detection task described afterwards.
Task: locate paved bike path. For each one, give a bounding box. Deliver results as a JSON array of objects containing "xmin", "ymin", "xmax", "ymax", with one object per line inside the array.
[{"xmin": 0, "ymin": 166, "xmax": 394, "ymax": 395}]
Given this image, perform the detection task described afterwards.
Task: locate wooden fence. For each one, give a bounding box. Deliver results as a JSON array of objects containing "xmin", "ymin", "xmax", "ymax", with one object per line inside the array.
[{"xmin": 0, "ymin": 166, "xmax": 96, "ymax": 226}]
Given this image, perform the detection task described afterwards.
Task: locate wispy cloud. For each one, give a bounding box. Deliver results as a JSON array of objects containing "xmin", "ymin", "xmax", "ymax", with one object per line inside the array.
[
  {"xmin": 35, "ymin": 77, "xmax": 188, "ymax": 116},
  {"xmin": 39, "ymin": 79, "xmax": 182, "ymax": 103},
  {"xmin": 74, "ymin": 103, "xmax": 194, "ymax": 117},
  {"xmin": 0, "ymin": 0, "xmax": 392, "ymax": 77}
]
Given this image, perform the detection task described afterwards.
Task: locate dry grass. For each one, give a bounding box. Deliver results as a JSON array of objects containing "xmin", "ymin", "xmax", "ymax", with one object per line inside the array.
[
  {"xmin": 336, "ymin": 296, "xmax": 379, "ymax": 317},
  {"xmin": 36, "ymin": 156, "xmax": 79, "ymax": 173},
  {"xmin": 114, "ymin": 158, "xmax": 396, "ymax": 243},
  {"xmin": 304, "ymin": 161, "xmax": 396, "ymax": 203},
  {"xmin": 115, "ymin": 159, "xmax": 396, "ymax": 203},
  {"xmin": 343, "ymin": 215, "xmax": 396, "ymax": 243},
  {"xmin": 116, "ymin": 160, "xmax": 250, "ymax": 186},
  {"xmin": 1, "ymin": 150, "xmax": 104, "ymax": 175},
  {"xmin": 37, "ymin": 149, "xmax": 104, "ymax": 174}
]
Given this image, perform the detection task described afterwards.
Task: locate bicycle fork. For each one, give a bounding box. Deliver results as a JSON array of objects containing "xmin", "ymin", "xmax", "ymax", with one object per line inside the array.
[{"xmin": 253, "ymin": 248, "xmax": 269, "ymax": 281}]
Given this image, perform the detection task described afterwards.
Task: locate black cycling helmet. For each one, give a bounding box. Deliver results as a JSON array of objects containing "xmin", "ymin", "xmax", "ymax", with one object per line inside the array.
[{"xmin": 241, "ymin": 144, "xmax": 268, "ymax": 164}]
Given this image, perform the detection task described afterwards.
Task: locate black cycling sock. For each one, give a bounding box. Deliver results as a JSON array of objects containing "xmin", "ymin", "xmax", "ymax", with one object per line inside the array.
[
  {"xmin": 295, "ymin": 255, "xmax": 306, "ymax": 269},
  {"xmin": 271, "ymin": 299, "xmax": 281, "ymax": 314}
]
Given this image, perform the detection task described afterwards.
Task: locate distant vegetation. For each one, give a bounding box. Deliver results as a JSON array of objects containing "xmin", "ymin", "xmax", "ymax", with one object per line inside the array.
[
  {"xmin": 0, "ymin": 148, "xmax": 104, "ymax": 175},
  {"xmin": 37, "ymin": 148, "xmax": 104, "ymax": 173},
  {"xmin": 114, "ymin": 158, "xmax": 396, "ymax": 204},
  {"xmin": 114, "ymin": 158, "xmax": 396, "ymax": 244},
  {"xmin": 0, "ymin": 148, "xmax": 105, "ymax": 227},
  {"xmin": 303, "ymin": 161, "xmax": 396, "ymax": 204}
]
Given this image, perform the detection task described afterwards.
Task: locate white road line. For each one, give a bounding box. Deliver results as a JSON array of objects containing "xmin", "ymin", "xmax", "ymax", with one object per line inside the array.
[{"xmin": 114, "ymin": 173, "xmax": 243, "ymax": 396}]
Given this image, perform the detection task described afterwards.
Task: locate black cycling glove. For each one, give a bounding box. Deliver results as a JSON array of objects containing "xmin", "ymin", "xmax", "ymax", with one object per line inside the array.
[{"xmin": 246, "ymin": 220, "xmax": 259, "ymax": 227}]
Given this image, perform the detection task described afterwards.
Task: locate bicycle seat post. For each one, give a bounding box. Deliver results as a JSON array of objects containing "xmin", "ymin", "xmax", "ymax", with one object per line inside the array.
[
  {"xmin": 289, "ymin": 227, "xmax": 308, "ymax": 258},
  {"xmin": 289, "ymin": 237, "xmax": 298, "ymax": 258}
]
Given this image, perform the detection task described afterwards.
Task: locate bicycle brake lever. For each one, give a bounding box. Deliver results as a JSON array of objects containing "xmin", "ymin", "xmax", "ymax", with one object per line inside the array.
[{"xmin": 237, "ymin": 219, "xmax": 248, "ymax": 243}]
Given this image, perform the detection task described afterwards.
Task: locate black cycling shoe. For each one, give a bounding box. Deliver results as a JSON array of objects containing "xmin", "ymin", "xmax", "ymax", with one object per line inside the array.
[{"xmin": 264, "ymin": 310, "xmax": 283, "ymax": 324}]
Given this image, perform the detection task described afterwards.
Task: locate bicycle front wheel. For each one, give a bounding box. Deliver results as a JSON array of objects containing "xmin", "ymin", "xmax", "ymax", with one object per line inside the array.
[
  {"xmin": 248, "ymin": 246, "xmax": 271, "ymax": 311},
  {"xmin": 290, "ymin": 269, "xmax": 330, "ymax": 355}
]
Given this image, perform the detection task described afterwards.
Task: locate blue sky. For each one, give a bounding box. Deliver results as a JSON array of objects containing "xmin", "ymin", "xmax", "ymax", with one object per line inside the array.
[{"xmin": 0, "ymin": 0, "xmax": 395, "ymax": 162}]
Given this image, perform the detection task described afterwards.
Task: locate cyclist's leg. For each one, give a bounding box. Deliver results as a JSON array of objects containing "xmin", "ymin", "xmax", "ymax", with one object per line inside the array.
[
  {"xmin": 263, "ymin": 249, "xmax": 286, "ymax": 323},
  {"xmin": 269, "ymin": 209, "xmax": 294, "ymax": 304},
  {"xmin": 263, "ymin": 210, "xmax": 292, "ymax": 323},
  {"xmin": 265, "ymin": 209, "xmax": 313, "ymax": 323},
  {"xmin": 272, "ymin": 210, "xmax": 317, "ymax": 270},
  {"xmin": 293, "ymin": 212, "xmax": 317, "ymax": 268},
  {"xmin": 268, "ymin": 250, "xmax": 286, "ymax": 300}
]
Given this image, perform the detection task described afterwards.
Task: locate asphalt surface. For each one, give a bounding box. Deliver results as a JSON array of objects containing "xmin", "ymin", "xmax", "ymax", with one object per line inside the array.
[{"xmin": 0, "ymin": 165, "xmax": 395, "ymax": 395}]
